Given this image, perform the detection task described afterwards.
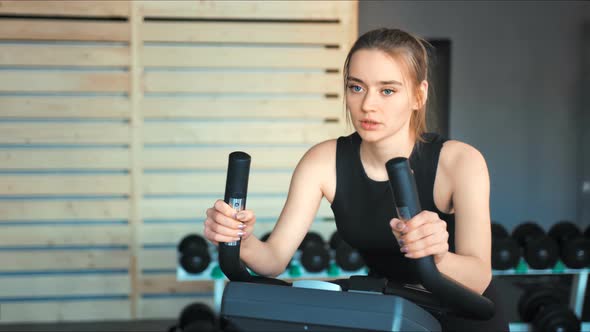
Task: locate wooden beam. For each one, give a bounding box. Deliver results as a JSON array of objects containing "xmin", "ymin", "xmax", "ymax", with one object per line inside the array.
[
  {"xmin": 0, "ymin": 149, "xmax": 130, "ymax": 169},
  {"xmin": 0, "ymin": 275, "xmax": 131, "ymax": 297},
  {"xmin": 142, "ymin": 21, "xmax": 342, "ymax": 44},
  {"xmin": 0, "ymin": 71, "xmax": 129, "ymax": 93},
  {"xmin": 0, "ymin": 175, "xmax": 130, "ymax": 195},
  {"xmin": 0, "ymin": 45, "xmax": 129, "ymax": 67},
  {"xmin": 0, "ymin": 250, "xmax": 130, "ymax": 270},
  {"xmin": 140, "ymin": 275, "xmax": 212, "ymax": 294},
  {"xmin": 0, "ymin": 1, "xmax": 130, "ymax": 17},
  {"xmin": 139, "ymin": 1, "xmax": 343, "ymax": 20},
  {"xmin": 143, "ymin": 172, "xmax": 291, "ymax": 195},
  {"xmin": 144, "ymin": 71, "xmax": 340, "ymax": 94},
  {"xmin": 143, "ymin": 122, "xmax": 346, "ymax": 144},
  {"xmin": 0, "ymin": 19, "xmax": 130, "ymax": 42},
  {"xmin": 0, "ymin": 97, "xmax": 130, "ymax": 119},
  {"xmin": 0, "ymin": 300, "xmax": 131, "ymax": 322},
  {"xmin": 0, "ymin": 123, "xmax": 130, "ymax": 144},
  {"xmin": 141, "ymin": 98, "xmax": 343, "ymax": 120},
  {"xmin": 0, "ymin": 200, "xmax": 129, "ymax": 221},
  {"xmin": 0, "ymin": 225, "xmax": 130, "ymax": 246},
  {"xmin": 142, "ymin": 146, "xmax": 307, "ymax": 169},
  {"xmin": 128, "ymin": 0, "xmax": 143, "ymax": 319},
  {"xmin": 143, "ymin": 46, "xmax": 344, "ymax": 69}
]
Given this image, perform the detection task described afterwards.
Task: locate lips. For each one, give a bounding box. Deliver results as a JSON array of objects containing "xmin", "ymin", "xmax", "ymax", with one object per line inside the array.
[{"xmin": 360, "ymin": 119, "xmax": 380, "ymax": 130}]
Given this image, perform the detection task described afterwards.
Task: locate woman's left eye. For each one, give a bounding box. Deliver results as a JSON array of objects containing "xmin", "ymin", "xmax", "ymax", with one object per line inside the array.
[{"xmin": 383, "ymin": 89, "xmax": 394, "ymax": 95}]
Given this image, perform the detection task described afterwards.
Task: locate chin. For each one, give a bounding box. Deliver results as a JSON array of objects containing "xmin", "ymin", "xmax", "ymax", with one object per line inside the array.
[{"xmin": 356, "ymin": 130, "xmax": 385, "ymax": 143}]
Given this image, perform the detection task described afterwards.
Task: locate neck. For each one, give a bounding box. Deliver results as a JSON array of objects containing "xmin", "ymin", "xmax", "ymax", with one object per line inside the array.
[{"xmin": 359, "ymin": 130, "xmax": 416, "ymax": 174}]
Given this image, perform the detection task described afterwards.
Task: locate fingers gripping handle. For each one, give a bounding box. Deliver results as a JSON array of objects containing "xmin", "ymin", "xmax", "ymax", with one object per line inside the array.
[
  {"xmin": 386, "ymin": 157, "xmax": 422, "ymax": 221},
  {"xmin": 386, "ymin": 157, "xmax": 495, "ymax": 320},
  {"xmin": 223, "ymin": 151, "xmax": 250, "ymax": 247},
  {"xmin": 219, "ymin": 151, "xmax": 253, "ymax": 281}
]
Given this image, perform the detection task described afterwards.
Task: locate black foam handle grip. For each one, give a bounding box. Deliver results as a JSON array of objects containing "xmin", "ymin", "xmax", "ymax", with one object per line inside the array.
[
  {"xmin": 386, "ymin": 157, "xmax": 495, "ymax": 320},
  {"xmin": 219, "ymin": 151, "xmax": 253, "ymax": 281},
  {"xmin": 223, "ymin": 151, "xmax": 250, "ymax": 204}
]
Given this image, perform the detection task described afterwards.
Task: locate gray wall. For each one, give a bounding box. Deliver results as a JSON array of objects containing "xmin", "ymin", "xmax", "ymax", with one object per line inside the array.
[
  {"xmin": 359, "ymin": 1, "xmax": 590, "ymax": 231},
  {"xmin": 582, "ymin": 23, "xmax": 590, "ymax": 227}
]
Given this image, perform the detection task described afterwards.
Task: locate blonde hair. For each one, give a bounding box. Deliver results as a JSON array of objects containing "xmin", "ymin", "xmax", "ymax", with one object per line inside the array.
[{"xmin": 343, "ymin": 28, "xmax": 431, "ymax": 141}]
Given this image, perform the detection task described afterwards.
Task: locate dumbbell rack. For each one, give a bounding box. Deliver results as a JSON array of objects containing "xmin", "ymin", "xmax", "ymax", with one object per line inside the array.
[
  {"xmin": 178, "ymin": 261, "xmax": 590, "ymax": 332},
  {"xmin": 493, "ymin": 260, "xmax": 590, "ymax": 332}
]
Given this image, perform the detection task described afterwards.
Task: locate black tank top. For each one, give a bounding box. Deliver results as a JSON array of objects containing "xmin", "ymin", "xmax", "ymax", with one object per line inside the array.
[
  {"xmin": 331, "ymin": 131, "xmax": 454, "ymax": 284},
  {"xmin": 330, "ymin": 132, "xmax": 509, "ymax": 331}
]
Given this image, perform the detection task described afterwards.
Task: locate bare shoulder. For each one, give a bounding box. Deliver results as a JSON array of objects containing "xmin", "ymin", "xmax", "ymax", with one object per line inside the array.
[
  {"xmin": 438, "ymin": 140, "xmax": 490, "ymax": 216},
  {"xmin": 439, "ymin": 140, "xmax": 488, "ymax": 179},
  {"xmin": 298, "ymin": 139, "xmax": 337, "ymax": 168},
  {"xmin": 292, "ymin": 139, "xmax": 337, "ymax": 200}
]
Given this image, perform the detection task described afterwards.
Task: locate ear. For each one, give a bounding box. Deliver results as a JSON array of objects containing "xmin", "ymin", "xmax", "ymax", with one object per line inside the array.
[{"xmin": 413, "ymin": 80, "xmax": 429, "ymax": 110}]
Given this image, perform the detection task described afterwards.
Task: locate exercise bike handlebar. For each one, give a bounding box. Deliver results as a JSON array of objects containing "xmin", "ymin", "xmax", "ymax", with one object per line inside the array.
[
  {"xmin": 218, "ymin": 151, "xmax": 253, "ymax": 281},
  {"xmin": 218, "ymin": 152, "xmax": 286, "ymax": 285},
  {"xmin": 386, "ymin": 157, "xmax": 495, "ymax": 320},
  {"xmin": 218, "ymin": 152, "xmax": 495, "ymax": 320}
]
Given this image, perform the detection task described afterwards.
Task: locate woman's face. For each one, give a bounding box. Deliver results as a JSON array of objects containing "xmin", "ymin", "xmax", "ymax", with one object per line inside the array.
[{"xmin": 346, "ymin": 49, "xmax": 423, "ymax": 143}]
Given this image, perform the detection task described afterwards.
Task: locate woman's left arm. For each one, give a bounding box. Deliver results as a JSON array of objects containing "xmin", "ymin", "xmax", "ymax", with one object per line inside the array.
[
  {"xmin": 391, "ymin": 142, "xmax": 492, "ymax": 294},
  {"xmin": 434, "ymin": 142, "xmax": 492, "ymax": 294}
]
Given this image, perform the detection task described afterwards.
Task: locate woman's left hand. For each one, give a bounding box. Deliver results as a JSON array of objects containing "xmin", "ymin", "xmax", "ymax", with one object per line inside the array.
[{"xmin": 389, "ymin": 210, "xmax": 449, "ymax": 264}]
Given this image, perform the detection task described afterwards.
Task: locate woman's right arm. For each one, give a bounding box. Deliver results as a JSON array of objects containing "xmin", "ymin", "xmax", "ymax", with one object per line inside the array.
[{"xmin": 204, "ymin": 140, "xmax": 336, "ymax": 277}]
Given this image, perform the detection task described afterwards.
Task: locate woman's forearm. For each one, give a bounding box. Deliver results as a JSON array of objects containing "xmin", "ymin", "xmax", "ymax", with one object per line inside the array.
[
  {"xmin": 435, "ymin": 252, "xmax": 492, "ymax": 295},
  {"xmin": 239, "ymin": 235, "xmax": 288, "ymax": 277}
]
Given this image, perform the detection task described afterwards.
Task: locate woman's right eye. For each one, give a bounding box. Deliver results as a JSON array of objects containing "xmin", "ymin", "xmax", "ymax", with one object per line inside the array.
[{"xmin": 348, "ymin": 85, "xmax": 363, "ymax": 93}]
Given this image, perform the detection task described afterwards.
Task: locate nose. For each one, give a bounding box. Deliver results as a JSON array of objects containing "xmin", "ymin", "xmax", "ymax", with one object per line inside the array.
[{"xmin": 361, "ymin": 90, "xmax": 378, "ymax": 113}]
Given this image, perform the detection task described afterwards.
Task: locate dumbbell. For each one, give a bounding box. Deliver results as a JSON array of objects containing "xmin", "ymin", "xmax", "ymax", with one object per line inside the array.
[
  {"xmin": 518, "ymin": 288, "xmax": 580, "ymax": 332},
  {"xmin": 491, "ymin": 221, "xmax": 509, "ymax": 238},
  {"xmin": 329, "ymin": 231, "xmax": 365, "ymax": 271},
  {"xmin": 178, "ymin": 234, "xmax": 211, "ymax": 274},
  {"xmin": 299, "ymin": 231, "xmax": 325, "ymax": 250},
  {"xmin": 548, "ymin": 221, "xmax": 590, "ymax": 269},
  {"xmin": 490, "ymin": 222, "xmax": 520, "ymax": 270},
  {"xmin": 336, "ymin": 241, "xmax": 365, "ymax": 272},
  {"xmin": 299, "ymin": 231, "xmax": 330, "ymax": 273},
  {"xmin": 512, "ymin": 222, "xmax": 559, "ymax": 269},
  {"xmin": 329, "ymin": 231, "xmax": 342, "ymax": 251},
  {"xmin": 169, "ymin": 302, "xmax": 220, "ymax": 332}
]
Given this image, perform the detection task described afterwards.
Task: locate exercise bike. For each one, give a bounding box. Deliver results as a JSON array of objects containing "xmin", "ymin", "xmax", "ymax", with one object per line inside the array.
[{"xmin": 217, "ymin": 152, "xmax": 495, "ymax": 331}]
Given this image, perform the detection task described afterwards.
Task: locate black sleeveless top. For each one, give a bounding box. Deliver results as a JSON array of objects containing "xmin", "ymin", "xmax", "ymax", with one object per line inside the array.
[
  {"xmin": 330, "ymin": 132, "xmax": 509, "ymax": 331},
  {"xmin": 331, "ymin": 131, "xmax": 453, "ymax": 284}
]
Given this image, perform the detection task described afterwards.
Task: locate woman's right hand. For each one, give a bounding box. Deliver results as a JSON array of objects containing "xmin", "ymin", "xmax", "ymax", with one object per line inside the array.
[{"xmin": 204, "ymin": 199, "xmax": 257, "ymax": 246}]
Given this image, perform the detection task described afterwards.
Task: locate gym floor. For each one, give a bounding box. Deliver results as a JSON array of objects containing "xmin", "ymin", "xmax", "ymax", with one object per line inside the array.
[{"xmin": 0, "ymin": 319, "xmax": 175, "ymax": 332}]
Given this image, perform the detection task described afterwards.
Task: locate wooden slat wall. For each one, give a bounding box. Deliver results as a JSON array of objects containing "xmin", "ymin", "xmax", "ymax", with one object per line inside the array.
[
  {"xmin": 0, "ymin": 0, "xmax": 134, "ymax": 323},
  {"xmin": 0, "ymin": 0, "xmax": 357, "ymax": 323},
  {"xmin": 137, "ymin": 0, "xmax": 354, "ymax": 319}
]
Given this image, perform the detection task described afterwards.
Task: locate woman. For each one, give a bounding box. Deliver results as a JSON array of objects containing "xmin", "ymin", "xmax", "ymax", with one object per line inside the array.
[{"xmin": 204, "ymin": 28, "xmax": 509, "ymax": 331}]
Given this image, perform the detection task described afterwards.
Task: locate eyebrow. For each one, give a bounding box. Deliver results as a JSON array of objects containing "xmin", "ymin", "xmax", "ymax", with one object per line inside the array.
[{"xmin": 348, "ymin": 76, "xmax": 403, "ymax": 86}]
